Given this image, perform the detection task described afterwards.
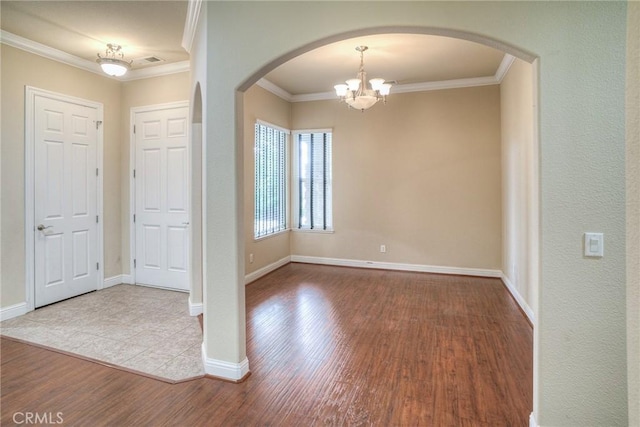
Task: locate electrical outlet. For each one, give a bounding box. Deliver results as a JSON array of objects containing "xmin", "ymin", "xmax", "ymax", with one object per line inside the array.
[
  {"xmin": 249, "ymin": 253, "xmax": 254, "ymax": 263},
  {"xmin": 380, "ymin": 244, "xmax": 386, "ymax": 253}
]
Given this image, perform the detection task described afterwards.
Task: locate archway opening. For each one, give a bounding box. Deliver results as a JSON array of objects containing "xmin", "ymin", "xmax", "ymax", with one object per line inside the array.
[
  {"xmin": 237, "ymin": 26, "xmax": 540, "ymax": 422},
  {"xmin": 190, "ymin": 82, "xmax": 204, "ymax": 318}
]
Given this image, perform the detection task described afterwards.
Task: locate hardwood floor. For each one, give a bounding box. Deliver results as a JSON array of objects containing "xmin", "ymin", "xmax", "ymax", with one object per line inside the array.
[{"xmin": 1, "ymin": 263, "xmax": 532, "ymax": 426}]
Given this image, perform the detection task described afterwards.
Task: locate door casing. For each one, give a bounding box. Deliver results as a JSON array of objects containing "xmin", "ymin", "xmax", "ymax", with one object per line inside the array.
[{"xmin": 25, "ymin": 86, "xmax": 104, "ymax": 312}]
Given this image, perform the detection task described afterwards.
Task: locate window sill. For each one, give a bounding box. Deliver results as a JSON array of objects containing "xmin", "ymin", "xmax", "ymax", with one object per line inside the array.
[
  {"xmin": 253, "ymin": 228, "xmax": 290, "ymax": 242},
  {"xmin": 292, "ymin": 228, "xmax": 334, "ymax": 234}
]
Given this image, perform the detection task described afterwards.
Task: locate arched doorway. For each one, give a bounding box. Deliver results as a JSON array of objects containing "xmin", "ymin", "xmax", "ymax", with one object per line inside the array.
[
  {"xmin": 189, "ymin": 82, "xmax": 204, "ymax": 316},
  {"xmin": 236, "ymin": 26, "xmax": 540, "ymax": 422}
]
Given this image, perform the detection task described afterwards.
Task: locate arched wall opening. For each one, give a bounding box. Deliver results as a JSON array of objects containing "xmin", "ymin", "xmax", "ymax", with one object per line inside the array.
[
  {"xmin": 236, "ymin": 26, "xmax": 540, "ymax": 420},
  {"xmin": 190, "ymin": 82, "xmax": 204, "ymax": 315},
  {"xmin": 199, "ymin": 3, "xmax": 629, "ymax": 424}
]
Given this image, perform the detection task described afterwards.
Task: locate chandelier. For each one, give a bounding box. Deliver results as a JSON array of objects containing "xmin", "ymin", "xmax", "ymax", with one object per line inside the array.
[
  {"xmin": 96, "ymin": 44, "xmax": 132, "ymax": 77},
  {"xmin": 334, "ymin": 46, "xmax": 391, "ymax": 111}
]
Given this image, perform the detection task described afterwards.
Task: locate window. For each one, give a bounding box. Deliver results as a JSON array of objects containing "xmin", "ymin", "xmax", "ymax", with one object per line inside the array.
[
  {"xmin": 254, "ymin": 122, "xmax": 288, "ymax": 239},
  {"xmin": 294, "ymin": 130, "xmax": 333, "ymax": 231}
]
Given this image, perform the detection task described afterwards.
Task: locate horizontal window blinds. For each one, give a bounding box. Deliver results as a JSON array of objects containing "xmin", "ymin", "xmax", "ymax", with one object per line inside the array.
[
  {"xmin": 255, "ymin": 123, "xmax": 287, "ymax": 238},
  {"xmin": 297, "ymin": 132, "xmax": 332, "ymax": 230}
]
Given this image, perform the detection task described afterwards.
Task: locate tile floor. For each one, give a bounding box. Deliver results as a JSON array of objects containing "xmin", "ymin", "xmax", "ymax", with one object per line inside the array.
[{"xmin": 0, "ymin": 285, "xmax": 204, "ymax": 382}]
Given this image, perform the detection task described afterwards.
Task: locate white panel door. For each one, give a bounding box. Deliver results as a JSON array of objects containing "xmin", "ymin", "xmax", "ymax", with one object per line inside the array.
[
  {"xmin": 34, "ymin": 96, "xmax": 98, "ymax": 307},
  {"xmin": 135, "ymin": 105, "xmax": 189, "ymax": 290}
]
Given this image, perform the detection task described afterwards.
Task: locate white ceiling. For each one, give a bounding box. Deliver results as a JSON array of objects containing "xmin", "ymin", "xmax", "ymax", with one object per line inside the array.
[
  {"xmin": 0, "ymin": 0, "xmax": 189, "ymax": 69},
  {"xmin": 0, "ymin": 1, "xmax": 509, "ymax": 93},
  {"xmin": 265, "ymin": 34, "xmax": 506, "ymax": 96}
]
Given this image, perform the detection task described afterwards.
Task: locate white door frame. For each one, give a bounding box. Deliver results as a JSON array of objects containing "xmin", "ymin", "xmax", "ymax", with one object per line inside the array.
[
  {"xmin": 24, "ymin": 86, "xmax": 104, "ymax": 312},
  {"xmin": 129, "ymin": 101, "xmax": 191, "ymax": 290}
]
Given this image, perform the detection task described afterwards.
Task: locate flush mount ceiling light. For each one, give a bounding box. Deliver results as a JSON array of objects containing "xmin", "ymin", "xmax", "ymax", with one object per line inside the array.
[
  {"xmin": 334, "ymin": 46, "xmax": 392, "ymax": 112},
  {"xmin": 96, "ymin": 43, "xmax": 132, "ymax": 77}
]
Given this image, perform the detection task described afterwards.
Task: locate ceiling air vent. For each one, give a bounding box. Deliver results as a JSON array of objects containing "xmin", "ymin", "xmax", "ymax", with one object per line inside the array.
[{"xmin": 143, "ymin": 56, "xmax": 163, "ymax": 63}]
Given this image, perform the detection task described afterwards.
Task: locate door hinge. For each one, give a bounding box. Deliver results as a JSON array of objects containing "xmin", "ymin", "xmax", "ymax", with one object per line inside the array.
[
  {"xmin": 133, "ymin": 214, "xmax": 136, "ymax": 223},
  {"xmin": 96, "ymin": 120, "xmax": 103, "ymax": 130},
  {"xmin": 96, "ymin": 168, "xmax": 99, "ymax": 177},
  {"xmin": 133, "ymin": 125, "xmax": 136, "ymax": 134},
  {"xmin": 96, "ymin": 215, "xmax": 99, "ymax": 223},
  {"xmin": 134, "ymin": 259, "xmax": 137, "ymax": 268},
  {"xmin": 96, "ymin": 262, "xmax": 99, "ymax": 270},
  {"xmin": 133, "ymin": 169, "xmax": 136, "ymax": 178}
]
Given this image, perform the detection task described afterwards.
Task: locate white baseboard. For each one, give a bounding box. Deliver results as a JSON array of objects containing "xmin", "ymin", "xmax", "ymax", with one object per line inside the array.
[
  {"xmin": 245, "ymin": 255, "xmax": 291, "ymax": 284},
  {"xmin": 501, "ymin": 273, "xmax": 535, "ymax": 325},
  {"xmin": 0, "ymin": 302, "xmax": 28, "ymax": 321},
  {"xmin": 103, "ymin": 274, "xmax": 135, "ymax": 288},
  {"xmin": 529, "ymin": 412, "xmax": 538, "ymax": 427},
  {"xmin": 290, "ymin": 255, "xmax": 502, "ymax": 278},
  {"xmin": 189, "ymin": 296, "xmax": 203, "ymax": 316},
  {"xmin": 201, "ymin": 342, "xmax": 250, "ymax": 380},
  {"xmin": 103, "ymin": 275, "xmax": 123, "ymax": 288}
]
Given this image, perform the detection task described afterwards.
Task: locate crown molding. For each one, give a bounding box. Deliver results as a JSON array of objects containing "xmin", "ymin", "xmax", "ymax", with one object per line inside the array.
[
  {"xmin": 495, "ymin": 53, "xmax": 516, "ymax": 83},
  {"xmin": 1, "ymin": 30, "xmax": 104, "ymax": 77},
  {"xmin": 261, "ymin": 52, "xmax": 516, "ymax": 103},
  {"xmin": 391, "ymin": 76, "xmax": 498, "ymax": 94},
  {"xmin": 123, "ymin": 61, "xmax": 190, "ymax": 81},
  {"xmin": 1, "ymin": 30, "xmax": 190, "ymax": 81},
  {"xmin": 257, "ymin": 78, "xmax": 293, "ymax": 102},
  {"xmin": 181, "ymin": 0, "xmax": 202, "ymax": 54}
]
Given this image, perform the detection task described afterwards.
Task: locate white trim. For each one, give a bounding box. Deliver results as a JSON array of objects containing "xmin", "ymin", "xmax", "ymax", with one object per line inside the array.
[
  {"xmin": 129, "ymin": 101, "xmax": 191, "ymax": 290},
  {"xmin": 103, "ymin": 275, "xmax": 124, "ymax": 288},
  {"xmin": 134, "ymin": 282, "xmax": 189, "ymax": 293},
  {"xmin": 1, "ymin": 31, "xmax": 189, "ymax": 81},
  {"xmin": 495, "ymin": 53, "xmax": 517, "ymax": 83},
  {"xmin": 290, "ymin": 91, "xmax": 336, "ymax": 103},
  {"xmin": 2, "ymin": 30, "xmax": 104, "ymax": 77},
  {"xmin": 290, "ymin": 255, "xmax": 502, "ymax": 278},
  {"xmin": 124, "ymin": 61, "xmax": 190, "ymax": 81},
  {"xmin": 501, "ymin": 274, "xmax": 536, "ymax": 325},
  {"xmin": 256, "ymin": 52, "xmax": 515, "ymax": 103},
  {"xmin": 291, "ymin": 228, "xmax": 334, "ymax": 234},
  {"xmin": 189, "ymin": 296, "xmax": 203, "ymax": 316},
  {"xmin": 24, "ymin": 87, "xmax": 104, "ymax": 311},
  {"xmin": 262, "ymin": 75, "xmax": 502, "ymax": 104},
  {"xmin": 103, "ymin": 274, "xmax": 133, "ymax": 287},
  {"xmin": 257, "ymin": 78, "xmax": 293, "ymax": 102},
  {"xmin": 529, "ymin": 413, "xmax": 538, "ymax": 427},
  {"xmin": 0, "ymin": 303, "xmax": 28, "ymax": 321},
  {"xmin": 201, "ymin": 342, "xmax": 250, "ymax": 380},
  {"xmin": 245, "ymin": 256, "xmax": 291, "ymax": 285},
  {"xmin": 181, "ymin": 0, "xmax": 203, "ymax": 53},
  {"xmin": 255, "ymin": 119, "xmax": 291, "ymax": 135}
]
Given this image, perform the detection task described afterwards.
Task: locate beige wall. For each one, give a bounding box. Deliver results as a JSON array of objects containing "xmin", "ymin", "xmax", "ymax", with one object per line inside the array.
[
  {"xmin": 0, "ymin": 45, "xmax": 190, "ymax": 309},
  {"xmin": 291, "ymin": 86, "xmax": 502, "ymax": 270},
  {"xmin": 500, "ymin": 58, "xmax": 536, "ymax": 317},
  {"xmin": 120, "ymin": 72, "xmax": 191, "ymax": 275},
  {"xmin": 626, "ymin": 2, "xmax": 640, "ymax": 425},
  {"xmin": 243, "ymin": 84, "xmax": 292, "ymax": 275},
  {"xmin": 0, "ymin": 45, "xmax": 122, "ymax": 306}
]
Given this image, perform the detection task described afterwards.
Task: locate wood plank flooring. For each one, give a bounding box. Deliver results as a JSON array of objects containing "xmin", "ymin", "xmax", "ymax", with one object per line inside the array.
[{"xmin": 1, "ymin": 263, "xmax": 532, "ymax": 426}]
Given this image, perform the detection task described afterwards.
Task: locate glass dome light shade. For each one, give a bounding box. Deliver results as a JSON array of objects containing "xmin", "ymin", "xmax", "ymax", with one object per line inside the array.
[
  {"xmin": 334, "ymin": 84, "xmax": 348, "ymax": 97},
  {"xmin": 97, "ymin": 57, "xmax": 130, "ymax": 77},
  {"xmin": 369, "ymin": 78, "xmax": 385, "ymax": 91},
  {"xmin": 346, "ymin": 78, "xmax": 361, "ymax": 91}
]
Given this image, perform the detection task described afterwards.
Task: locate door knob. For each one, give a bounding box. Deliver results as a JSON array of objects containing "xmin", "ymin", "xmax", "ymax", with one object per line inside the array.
[{"xmin": 37, "ymin": 224, "xmax": 52, "ymax": 231}]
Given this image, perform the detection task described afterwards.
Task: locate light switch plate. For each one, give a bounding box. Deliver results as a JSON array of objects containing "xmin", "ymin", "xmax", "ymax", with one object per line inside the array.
[{"xmin": 584, "ymin": 232, "xmax": 604, "ymax": 257}]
